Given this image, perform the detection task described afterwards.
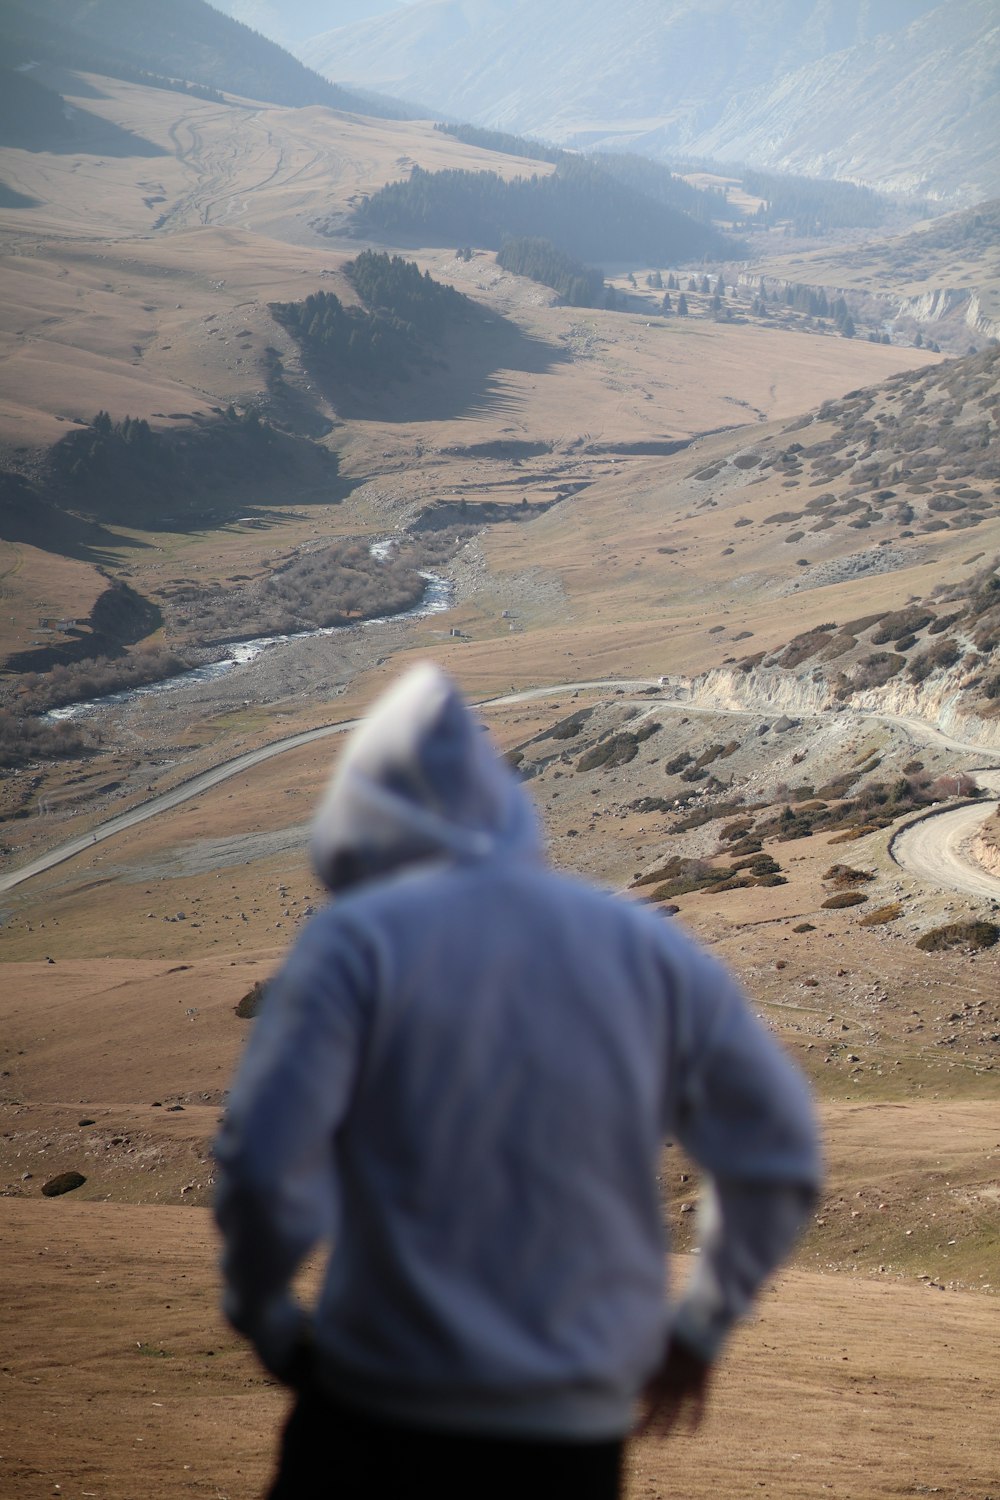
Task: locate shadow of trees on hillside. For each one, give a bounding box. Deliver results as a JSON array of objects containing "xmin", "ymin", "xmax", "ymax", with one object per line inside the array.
[{"xmin": 327, "ymin": 307, "xmax": 567, "ymax": 425}]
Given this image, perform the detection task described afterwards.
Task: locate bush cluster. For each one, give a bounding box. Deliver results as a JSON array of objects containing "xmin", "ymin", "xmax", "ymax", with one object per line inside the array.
[
  {"xmin": 577, "ymin": 721, "xmax": 659, "ymax": 772},
  {"xmin": 0, "ymin": 710, "xmax": 92, "ymax": 769},
  {"xmin": 171, "ymin": 540, "xmax": 427, "ymax": 642},
  {"xmin": 916, "ymin": 922, "xmax": 999, "ymax": 952}
]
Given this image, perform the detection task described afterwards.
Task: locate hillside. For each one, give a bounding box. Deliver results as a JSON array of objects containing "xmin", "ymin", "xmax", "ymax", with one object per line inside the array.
[
  {"xmin": 746, "ymin": 200, "xmax": 1000, "ymax": 352},
  {"xmin": 210, "ymin": 0, "xmax": 403, "ymax": 49},
  {"xmin": 0, "ymin": 0, "xmax": 413, "ymax": 117},
  {"xmin": 1, "ymin": 47, "xmax": 999, "ymax": 1500},
  {"xmin": 304, "ymin": 0, "xmax": 1000, "ymax": 203}
]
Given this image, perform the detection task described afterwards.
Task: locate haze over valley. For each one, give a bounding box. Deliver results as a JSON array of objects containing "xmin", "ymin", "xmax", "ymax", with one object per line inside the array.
[{"xmin": 1, "ymin": 4, "xmax": 999, "ymax": 1496}]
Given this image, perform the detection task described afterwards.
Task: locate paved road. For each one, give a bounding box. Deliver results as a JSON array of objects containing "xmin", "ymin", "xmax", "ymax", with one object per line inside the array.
[
  {"xmin": 0, "ymin": 717, "xmax": 368, "ymax": 896},
  {"xmin": 4, "ymin": 680, "xmax": 1000, "ymax": 899}
]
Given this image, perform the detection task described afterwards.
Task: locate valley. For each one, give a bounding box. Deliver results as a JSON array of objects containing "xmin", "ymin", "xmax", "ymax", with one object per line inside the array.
[{"xmin": 1, "ymin": 18, "xmax": 999, "ymax": 1500}]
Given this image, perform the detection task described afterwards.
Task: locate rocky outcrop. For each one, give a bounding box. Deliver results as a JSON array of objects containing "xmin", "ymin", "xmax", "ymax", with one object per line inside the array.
[
  {"xmin": 965, "ymin": 292, "xmax": 1000, "ymax": 343},
  {"xmin": 893, "ymin": 287, "xmax": 1000, "ymax": 342},
  {"xmin": 972, "ymin": 809, "xmax": 1000, "ymax": 877},
  {"xmin": 894, "ymin": 287, "xmax": 968, "ymax": 324},
  {"xmin": 660, "ymin": 661, "xmax": 1000, "ymax": 752}
]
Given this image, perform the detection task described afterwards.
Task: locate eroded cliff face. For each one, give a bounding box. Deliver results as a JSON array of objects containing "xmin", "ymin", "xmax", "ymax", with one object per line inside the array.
[
  {"xmin": 893, "ymin": 287, "xmax": 1000, "ymax": 342},
  {"xmin": 972, "ymin": 810, "xmax": 1000, "ymax": 877},
  {"xmin": 662, "ymin": 662, "xmax": 1000, "ymax": 751}
]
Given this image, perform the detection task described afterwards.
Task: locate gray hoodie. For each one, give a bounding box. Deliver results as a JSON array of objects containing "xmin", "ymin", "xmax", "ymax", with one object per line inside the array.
[{"xmin": 215, "ymin": 663, "xmax": 820, "ymax": 1439}]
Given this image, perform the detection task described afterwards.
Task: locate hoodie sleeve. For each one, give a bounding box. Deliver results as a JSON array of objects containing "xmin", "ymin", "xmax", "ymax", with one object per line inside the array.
[
  {"xmin": 214, "ymin": 915, "xmax": 371, "ymax": 1373},
  {"xmin": 666, "ymin": 945, "xmax": 821, "ymax": 1362}
]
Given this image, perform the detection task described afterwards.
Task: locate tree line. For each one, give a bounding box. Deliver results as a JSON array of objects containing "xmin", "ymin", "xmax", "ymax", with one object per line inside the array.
[
  {"xmin": 589, "ymin": 151, "xmax": 726, "ymax": 225},
  {"xmin": 742, "ymin": 169, "xmax": 887, "ymax": 233},
  {"xmin": 43, "ymin": 405, "xmax": 336, "ymax": 526},
  {"xmin": 269, "ymin": 252, "xmax": 471, "ymax": 387},
  {"xmin": 496, "ymin": 237, "xmax": 605, "ymax": 306},
  {"xmin": 434, "ymin": 122, "xmax": 564, "ymax": 166},
  {"xmin": 354, "ymin": 157, "xmax": 732, "ymax": 266}
]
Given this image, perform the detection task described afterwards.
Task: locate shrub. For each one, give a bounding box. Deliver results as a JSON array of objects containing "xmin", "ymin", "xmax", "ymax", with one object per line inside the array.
[
  {"xmin": 927, "ymin": 773, "xmax": 980, "ymax": 799},
  {"xmin": 907, "ymin": 637, "xmax": 962, "ymax": 683},
  {"xmin": 915, "ymin": 921, "xmax": 999, "ymax": 952},
  {"xmin": 0, "ymin": 711, "xmax": 93, "ymax": 768},
  {"xmin": 577, "ymin": 721, "xmax": 659, "ymax": 772},
  {"xmin": 670, "ymin": 800, "xmax": 761, "ymax": 834},
  {"xmin": 235, "ymin": 981, "xmax": 267, "ymax": 1019},
  {"xmin": 823, "ymin": 864, "xmax": 876, "ymax": 887},
  {"xmin": 42, "ymin": 1171, "xmax": 87, "ymax": 1197},
  {"xmin": 720, "ymin": 819, "xmax": 754, "ymax": 841},
  {"xmin": 578, "ymin": 734, "xmax": 637, "ymax": 771},
  {"xmin": 793, "ymin": 922, "xmax": 816, "ymax": 933},
  {"xmin": 549, "ymin": 709, "xmax": 593, "ymax": 740},
  {"xmin": 859, "ymin": 903, "xmax": 903, "ymax": 926},
  {"xmin": 871, "ymin": 609, "xmax": 934, "ymax": 644},
  {"xmin": 821, "ymin": 891, "xmax": 868, "ymax": 909},
  {"xmin": 851, "ymin": 652, "xmax": 906, "ymax": 689}
]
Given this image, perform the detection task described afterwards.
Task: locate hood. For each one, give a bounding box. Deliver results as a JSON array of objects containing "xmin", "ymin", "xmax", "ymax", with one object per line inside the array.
[{"xmin": 310, "ymin": 663, "xmax": 542, "ymax": 892}]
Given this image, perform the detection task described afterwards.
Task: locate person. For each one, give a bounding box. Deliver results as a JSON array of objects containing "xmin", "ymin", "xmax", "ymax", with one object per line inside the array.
[{"xmin": 214, "ymin": 662, "xmax": 820, "ymax": 1498}]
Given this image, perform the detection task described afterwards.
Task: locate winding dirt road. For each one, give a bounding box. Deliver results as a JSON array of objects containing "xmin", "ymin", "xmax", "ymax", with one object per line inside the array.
[
  {"xmin": 890, "ymin": 770, "xmax": 1000, "ymax": 902},
  {"xmin": 4, "ymin": 682, "xmax": 1000, "ymax": 899}
]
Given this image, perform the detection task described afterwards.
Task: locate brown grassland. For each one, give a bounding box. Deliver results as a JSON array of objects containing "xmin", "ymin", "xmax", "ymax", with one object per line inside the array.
[{"xmin": 1, "ymin": 71, "xmax": 998, "ymax": 1500}]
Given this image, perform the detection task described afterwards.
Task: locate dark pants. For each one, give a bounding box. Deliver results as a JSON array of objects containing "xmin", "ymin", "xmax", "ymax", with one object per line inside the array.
[{"xmin": 267, "ymin": 1387, "xmax": 624, "ymax": 1499}]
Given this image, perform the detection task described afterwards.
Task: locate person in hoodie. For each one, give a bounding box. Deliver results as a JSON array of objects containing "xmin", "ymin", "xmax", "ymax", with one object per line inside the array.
[{"xmin": 214, "ymin": 662, "xmax": 820, "ymax": 1500}]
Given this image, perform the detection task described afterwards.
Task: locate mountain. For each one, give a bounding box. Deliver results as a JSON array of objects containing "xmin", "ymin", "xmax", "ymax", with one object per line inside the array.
[
  {"xmin": 0, "ymin": 0, "xmax": 414, "ymax": 117},
  {"xmin": 208, "ymin": 1, "xmax": 405, "ymax": 50},
  {"xmin": 303, "ymin": 0, "xmax": 999, "ymax": 203}
]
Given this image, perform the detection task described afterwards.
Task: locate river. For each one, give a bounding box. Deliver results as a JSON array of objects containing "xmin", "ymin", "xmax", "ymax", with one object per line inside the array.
[{"xmin": 45, "ymin": 561, "xmax": 453, "ymax": 723}]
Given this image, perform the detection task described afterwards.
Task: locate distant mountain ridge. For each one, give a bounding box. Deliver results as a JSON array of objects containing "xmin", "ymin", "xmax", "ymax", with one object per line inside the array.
[
  {"xmin": 302, "ymin": 0, "xmax": 999, "ymax": 203},
  {"xmin": 208, "ymin": 2, "xmax": 404, "ymax": 49},
  {"xmin": 0, "ymin": 0, "xmax": 415, "ymax": 118}
]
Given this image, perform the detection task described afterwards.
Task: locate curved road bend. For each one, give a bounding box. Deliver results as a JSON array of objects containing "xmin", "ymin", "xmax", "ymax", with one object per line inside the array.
[
  {"xmin": 890, "ymin": 771, "xmax": 1000, "ymax": 903},
  {"xmin": 3, "ymin": 681, "xmax": 999, "ymax": 898}
]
